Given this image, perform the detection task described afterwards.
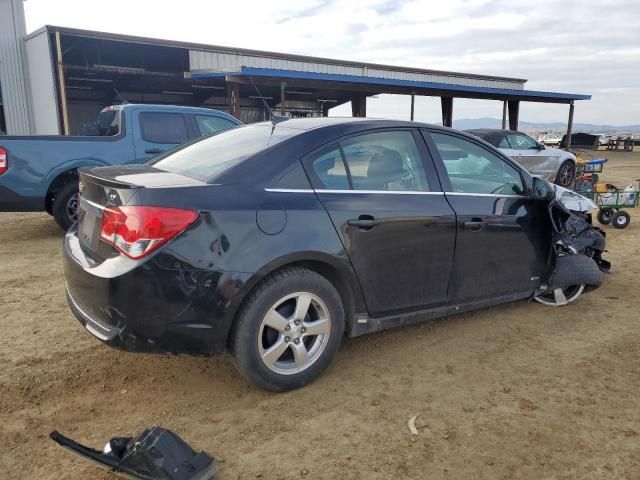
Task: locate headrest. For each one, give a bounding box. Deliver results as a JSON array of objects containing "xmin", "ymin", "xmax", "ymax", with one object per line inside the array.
[{"xmin": 367, "ymin": 149, "xmax": 404, "ymax": 179}]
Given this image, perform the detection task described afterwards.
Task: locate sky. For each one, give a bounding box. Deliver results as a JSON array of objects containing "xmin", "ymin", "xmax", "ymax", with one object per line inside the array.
[{"xmin": 24, "ymin": 0, "xmax": 640, "ymax": 126}]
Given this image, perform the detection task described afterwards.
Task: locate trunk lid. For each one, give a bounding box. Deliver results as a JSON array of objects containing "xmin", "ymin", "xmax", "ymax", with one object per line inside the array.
[{"xmin": 77, "ymin": 165, "xmax": 206, "ymax": 260}]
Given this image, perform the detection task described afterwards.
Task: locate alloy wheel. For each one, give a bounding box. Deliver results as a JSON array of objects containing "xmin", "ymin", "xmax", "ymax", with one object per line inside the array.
[
  {"xmin": 534, "ymin": 285, "xmax": 585, "ymax": 306},
  {"xmin": 257, "ymin": 292, "xmax": 331, "ymax": 375},
  {"xmin": 558, "ymin": 163, "xmax": 575, "ymax": 187}
]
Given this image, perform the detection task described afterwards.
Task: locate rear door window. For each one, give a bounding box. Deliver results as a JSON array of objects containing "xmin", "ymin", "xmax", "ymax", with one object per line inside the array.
[
  {"xmin": 340, "ymin": 131, "xmax": 430, "ymax": 191},
  {"xmin": 140, "ymin": 112, "xmax": 189, "ymax": 144},
  {"xmin": 307, "ymin": 145, "xmax": 350, "ymax": 190}
]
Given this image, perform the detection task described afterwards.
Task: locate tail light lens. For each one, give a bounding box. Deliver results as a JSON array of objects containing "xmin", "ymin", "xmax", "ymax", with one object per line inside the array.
[
  {"xmin": 100, "ymin": 206, "xmax": 198, "ymax": 259},
  {"xmin": 0, "ymin": 147, "xmax": 7, "ymax": 175}
]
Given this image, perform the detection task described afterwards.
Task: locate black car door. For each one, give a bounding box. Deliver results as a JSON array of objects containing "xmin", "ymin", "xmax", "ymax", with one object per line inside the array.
[
  {"xmin": 423, "ymin": 129, "xmax": 552, "ymax": 303},
  {"xmin": 302, "ymin": 129, "xmax": 457, "ymax": 317}
]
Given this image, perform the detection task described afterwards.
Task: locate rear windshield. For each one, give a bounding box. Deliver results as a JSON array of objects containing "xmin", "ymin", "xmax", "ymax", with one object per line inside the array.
[{"xmin": 150, "ymin": 124, "xmax": 298, "ymax": 182}]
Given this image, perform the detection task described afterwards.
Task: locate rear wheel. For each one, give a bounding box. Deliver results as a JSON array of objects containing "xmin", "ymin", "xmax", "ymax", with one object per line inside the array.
[
  {"xmin": 52, "ymin": 181, "xmax": 79, "ymax": 231},
  {"xmin": 611, "ymin": 210, "xmax": 630, "ymax": 229},
  {"xmin": 231, "ymin": 267, "xmax": 344, "ymax": 391},
  {"xmin": 534, "ymin": 285, "xmax": 585, "ymax": 306},
  {"xmin": 597, "ymin": 208, "xmax": 614, "ymax": 225},
  {"xmin": 555, "ymin": 160, "xmax": 577, "ymax": 187}
]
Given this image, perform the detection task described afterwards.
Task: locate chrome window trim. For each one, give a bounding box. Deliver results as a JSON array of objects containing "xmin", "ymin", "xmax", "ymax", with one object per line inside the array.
[
  {"xmin": 264, "ymin": 188, "xmax": 315, "ymax": 193},
  {"xmin": 317, "ymin": 189, "xmax": 444, "ymax": 195},
  {"xmin": 444, "ymin": 192, "xmax": 528, "ymax": 198},
  {"xmin": 265, "ymin": 188, "xmax": 444, "ymax": 195}
]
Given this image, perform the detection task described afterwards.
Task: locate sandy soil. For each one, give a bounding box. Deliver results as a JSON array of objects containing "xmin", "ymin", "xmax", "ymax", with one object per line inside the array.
[{"xmin": 1, "ymin": 151, "xmax": 639, "ymax": 479}]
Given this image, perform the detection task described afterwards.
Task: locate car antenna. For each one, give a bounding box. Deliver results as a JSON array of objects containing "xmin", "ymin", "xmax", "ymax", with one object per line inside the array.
[
  {"xmin": 249, "ymin": 77, "xmax": 288, "ymax": 125},
  {"xmin": 113, "ymin": 88, "xmax": 128, "ymax": 105}
]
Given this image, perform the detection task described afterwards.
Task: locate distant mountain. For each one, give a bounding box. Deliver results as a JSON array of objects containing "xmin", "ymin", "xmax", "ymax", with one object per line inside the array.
[{"xmin": 453, "ymin": 118, "xmax": 640, "ymax": 133}]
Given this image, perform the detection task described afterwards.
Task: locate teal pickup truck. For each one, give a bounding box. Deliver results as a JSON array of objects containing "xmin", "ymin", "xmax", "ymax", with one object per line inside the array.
[{"xmin": 0, "ymin": 104, "xmax": 241, "ymax": 229}]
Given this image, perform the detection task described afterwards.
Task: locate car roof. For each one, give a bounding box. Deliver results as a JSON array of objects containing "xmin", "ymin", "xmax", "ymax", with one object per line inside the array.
[
  {"xmin": 465, "ymin": 128, "xmax": 521, "ymax": 147},
  {"xmin": 252, "ymin": 117, "xmax": 457, "ymax": 133}
]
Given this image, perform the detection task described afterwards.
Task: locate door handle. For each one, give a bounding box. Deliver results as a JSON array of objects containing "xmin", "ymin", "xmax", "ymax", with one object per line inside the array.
[
  {"xmin": 348, "ymin": 215, "xmax": 377, "ymax": 230},
  {"xmin": 145, "ymin": 148, "xmax": 165, "ymax": 155},
  {"xmin": 464, "ymin": 218, "xmax": 486, "ymax": 232}
]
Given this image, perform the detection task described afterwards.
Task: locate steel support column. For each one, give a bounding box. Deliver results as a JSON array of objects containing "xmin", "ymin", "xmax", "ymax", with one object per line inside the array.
[
  {"xmin": 501, "ymin": 100, "xmax": 507, "ymax": 129},
  {"xmin": 565, "ymin": 101, "xmax": 575, "ymax": 149},
  {"xmin": 507, "ymin": 100, "xmax": 519, "ymax": 131},
  {"xmin": 226, "ymin": 81, "xmax": 241, "ymax": 120},
  {"xmin": 280, "ymin": 82, "xmax": 286, "ymax": 116},
  {"xmin": 441, "ymin": 96, "xmax": 453, "ymax": 127},
  {"xmin": 410, "ymin": 94, "xmax": 415, "ymax": 121},
  {"xmin": 351, "ymin": 93, "xmax": 367, "ymax": 117}
]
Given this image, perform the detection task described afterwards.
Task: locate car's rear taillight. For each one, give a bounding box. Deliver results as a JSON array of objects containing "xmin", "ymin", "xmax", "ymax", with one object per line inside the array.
[
  {"xmin": 99, "ymin": 206, "xmax": 198, "ymax": 259},
  {"xmin": 0, "ymin": 147, "xmax": 7, "ymax": 175}
]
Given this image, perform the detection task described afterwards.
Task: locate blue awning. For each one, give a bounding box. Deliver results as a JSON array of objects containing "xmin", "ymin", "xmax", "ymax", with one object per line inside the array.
[{"xmin": 190, "ymin": 66, "xmax": 590, "ymax": 103}]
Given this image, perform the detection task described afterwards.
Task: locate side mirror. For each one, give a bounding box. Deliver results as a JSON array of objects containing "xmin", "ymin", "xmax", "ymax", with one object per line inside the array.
[
  {"xmin": 537, "ymin": 142, "xmax": 546, "ymax": 150},
  {"xmin": 532, "ymin": 177, "xmax": 554, "ymax": 201}
]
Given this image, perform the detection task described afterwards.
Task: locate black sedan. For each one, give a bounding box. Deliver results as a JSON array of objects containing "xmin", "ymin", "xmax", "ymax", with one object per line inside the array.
[{"xmin": 63, "ymin": 118, "xmax": 604, "ymax": 391}]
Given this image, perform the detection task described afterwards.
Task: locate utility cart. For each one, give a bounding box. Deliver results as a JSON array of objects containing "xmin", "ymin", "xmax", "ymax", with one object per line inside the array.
[{"xmin": 576, "ymin": 181, "xmax": 639, "ymax": 229}]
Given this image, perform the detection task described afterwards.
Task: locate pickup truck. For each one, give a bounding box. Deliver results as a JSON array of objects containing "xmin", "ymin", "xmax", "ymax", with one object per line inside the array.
[{"xmin": 0, "ymin": 104, "xmax": 241, "ymax": 229}]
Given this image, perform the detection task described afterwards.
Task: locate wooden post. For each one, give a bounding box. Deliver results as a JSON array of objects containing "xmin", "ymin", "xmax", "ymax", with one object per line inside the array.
[
  {"xmin": 501, "ymin": 100, "xmax": 507, "ymax": 129},
  {"xmin": 441, "ymin": 97, "xmax": 453, "ymax": 127},
  {"xmin": 507, "ymin": 100, "xmax": 519, "ymax": 130},
  {"xmin": 410, "ymin": 94, "xmax": 415, "ymax": 121},
  {"xmin": 226, "ymin": 81, "xmax": 241, "ymax": 120},
  {"xmin": 55, "ymin": 31, "xmax": 70, "ymax": 135},
  {"xmin": 566, "ymin": 101, "xmax": 574, "ymax": 149},
  {"xmin": 280, "ymin": 82, "xmax": 286, "ymax": 116}
]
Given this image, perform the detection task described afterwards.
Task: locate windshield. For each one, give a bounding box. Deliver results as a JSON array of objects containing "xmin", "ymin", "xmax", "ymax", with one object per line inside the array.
[{"xmin": 150, "ymin": 124, "xmax": 298, "ymax": 182}]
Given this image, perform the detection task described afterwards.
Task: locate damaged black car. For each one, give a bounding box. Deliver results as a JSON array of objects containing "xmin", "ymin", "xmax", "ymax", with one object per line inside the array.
[{"xmin": 62, "ymin": 119, "xmax": 609, "ymax": 391}]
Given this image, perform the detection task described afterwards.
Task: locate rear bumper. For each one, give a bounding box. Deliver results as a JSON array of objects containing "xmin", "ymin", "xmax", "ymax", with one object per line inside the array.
[
  {"xmin": 63, "ymin": 227, "xmax": 251, "ymax": 356},
  {"xmin": 0, "ymin": 185, "xmax": 42, "ymax": 211}
]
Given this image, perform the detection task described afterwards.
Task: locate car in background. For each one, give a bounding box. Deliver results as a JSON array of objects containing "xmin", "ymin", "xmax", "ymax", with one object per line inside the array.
[
  {"xmin": 0, "ymin": 104, "xmax": 241, "ymax": 229},
  {"xmin": 63, "ymin": 118, "xmax": 605, "ymax": 391},
  {"xmin": 537, "ymin": 132, "xmax": 562, "ymax": 146},
  {"xmin": 466, "ymin": 129, "xmax": 577, "ymax": 188}
]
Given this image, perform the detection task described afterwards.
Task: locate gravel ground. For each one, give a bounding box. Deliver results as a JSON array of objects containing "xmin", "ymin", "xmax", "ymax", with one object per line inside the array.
[{"xmin": 1, "ymin": 150, "xmax": 639, "ymax": 479}]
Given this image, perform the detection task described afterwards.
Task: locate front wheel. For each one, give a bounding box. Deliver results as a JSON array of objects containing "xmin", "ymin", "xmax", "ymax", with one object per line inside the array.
[
  {"xmin": 52, "ymin": 181, "xmax": 79, "ymax": 231},
  {"xmin": 534, "ymin": 285, "xmax": 585, "ymax": 306},
  {"xmin": 555, "ymin": 160, "xmax": 577, "ymax": 188},
  {"xmin": 231, "ymin": 267, "xmax": 345, "ymax": 391}
]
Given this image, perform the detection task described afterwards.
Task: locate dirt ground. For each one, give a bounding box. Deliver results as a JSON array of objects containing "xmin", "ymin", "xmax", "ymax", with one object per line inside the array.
[{"xmin": 1, "ymin": 150, "xmax": 639, "ymax": 480}]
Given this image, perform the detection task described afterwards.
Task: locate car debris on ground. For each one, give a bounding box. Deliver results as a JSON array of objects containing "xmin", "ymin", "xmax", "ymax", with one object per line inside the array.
[{"xmin": 50, "ymin": 427, "xmax": 217, "ymax": 480}]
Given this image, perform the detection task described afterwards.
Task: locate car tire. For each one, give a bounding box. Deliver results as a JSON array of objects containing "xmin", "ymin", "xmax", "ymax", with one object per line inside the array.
[
  {"xmin": 52, "ymin": 180, "xmax": 80, "ymax": 231},
  {"xmin": 555, "ymin": 160, "xmax": 577, "ymax": 187},
  {"xmin": 230, "ymin": 266, "xmax": 345, "ymax": 391},
  {"xmin": 611, "ymin": 210, "xmax": 630, "ymax": 229},
  {"xmin": 597, "ymin": 208, "xmax": 614, "ymax": 225}
]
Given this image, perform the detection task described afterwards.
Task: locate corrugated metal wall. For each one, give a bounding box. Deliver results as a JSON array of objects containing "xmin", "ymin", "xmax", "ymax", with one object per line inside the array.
[
  {"xmin": 189, "ymin": 50, "xmax": 525, "ymax": 90},
  {"xmin": 24, "ymin": 30, "xmax": 61, "ymax": 135},
  {"xmin": 0, "ymin": 0, "xmax": 32, "ymax": 134}
]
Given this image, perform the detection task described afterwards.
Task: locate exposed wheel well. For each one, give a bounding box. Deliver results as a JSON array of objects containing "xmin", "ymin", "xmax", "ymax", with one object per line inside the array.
[
  {"xmin": 45, "ymin": 169, "xmax": 78, "ymax": 214},
  {"xmin": 227, "ymin": 259, "xmax": 358, "ymax": 348}
]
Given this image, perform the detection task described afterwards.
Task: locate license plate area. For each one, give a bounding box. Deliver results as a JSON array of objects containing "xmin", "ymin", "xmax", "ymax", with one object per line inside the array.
[{"xmin": 78, "ymin": 196, "xmax": 103, "ymax": 251}]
